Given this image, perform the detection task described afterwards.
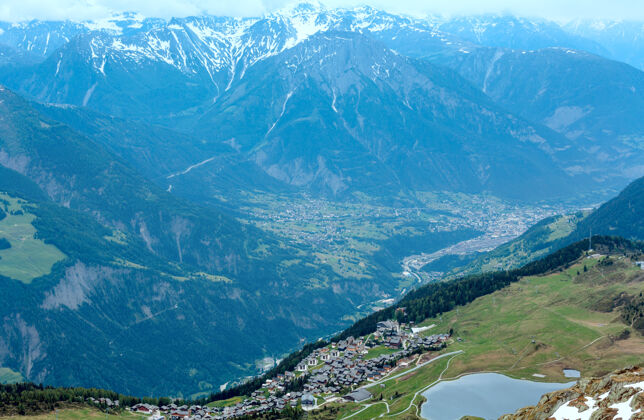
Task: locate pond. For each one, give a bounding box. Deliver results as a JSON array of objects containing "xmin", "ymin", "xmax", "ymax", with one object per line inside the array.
[
  {"xmin": 563, "ymin": 369, "xmax": 581, "ymax": 378},
  {"xmin": 420, "ymin": 373, "xmax": 575, "ymax": 420}
]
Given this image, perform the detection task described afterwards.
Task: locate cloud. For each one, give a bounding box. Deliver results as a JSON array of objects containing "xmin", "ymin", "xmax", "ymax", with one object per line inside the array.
[{"xmin": 0, "ymin": 0, "xmax": 642, "ymax": 22}]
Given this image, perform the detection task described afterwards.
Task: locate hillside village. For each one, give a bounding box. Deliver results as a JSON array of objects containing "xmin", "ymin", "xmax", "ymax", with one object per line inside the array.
[{"xmin": 122, "ymin": 320, "xmax": 450, "ymax": 419}]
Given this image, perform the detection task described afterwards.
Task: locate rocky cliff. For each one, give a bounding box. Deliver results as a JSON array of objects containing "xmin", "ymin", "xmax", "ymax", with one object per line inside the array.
[{"xmin": 501, "ymin": 366, "xmax": 644, "ymax": 420}]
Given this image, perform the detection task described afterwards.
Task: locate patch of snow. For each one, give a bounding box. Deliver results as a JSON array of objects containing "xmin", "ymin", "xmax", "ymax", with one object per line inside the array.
[
  {"xmin": 625, "ymin": 380, "xmax": 644, "ymax": 390},
  {"xmin": 166, "ymin": 156, "xmax": 217, "ymax": 179},
  {"xmin": 265, "ymin": 89, "xmax": 294, "ymax": 138},
  {"xmin": 83, "ymin": 18, "xmax": 122, "ymax": 33},
  {"xmin": 44, "ymin": 32, "xmax": 50, "ymax": 55},
  {"xmin": 483, "ymin": 49, "xmax": 504, "ymax": 93},
  {"xmin": 82, "ymin": 82, "xmax": 98, "ymax": 106},
  {"xmin": 551, "ymin": 396, "xmax": 598, "ymax": 420},
  {"xmin": 412, "ymin": 324, "xmax": 435, "ymax": 334},
  {"xmin": 608, "ymin": 394, "xmax": 639, "ymax": 419},
  {"xmin": 98, "ymin": 59, "xmax": 106, "ymax": 75},
  {"xmin": 331, "ymin": 89, "xmax": 338, "ymax": 113}
]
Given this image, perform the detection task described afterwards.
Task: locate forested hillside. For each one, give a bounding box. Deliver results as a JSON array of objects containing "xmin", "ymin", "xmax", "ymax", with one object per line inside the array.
[{"xmin": 0, "ymin": 87, "xmax": 403, "ymax": 397}]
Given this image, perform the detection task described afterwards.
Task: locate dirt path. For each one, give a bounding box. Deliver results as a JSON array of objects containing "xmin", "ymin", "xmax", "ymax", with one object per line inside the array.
[
  {"xmin": 382, "ymin": 352, "xmax": 462, "ymax": 418},
  {"xmin": 340, "ymin": 351, "xmax": 463, "ymax": 420}
]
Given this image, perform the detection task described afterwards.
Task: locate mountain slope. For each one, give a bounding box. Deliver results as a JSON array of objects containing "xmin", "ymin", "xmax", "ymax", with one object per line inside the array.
[
  {"xmin": 0, "ymin": 85, "xmax": 252, "ymax": 273},
  {"xmin": 1, "ymin": 6, "xmax": 638, "ymax": 201},
  {"xmin": 570, "ymin": 175, "xmax": 644, "ymax": 242},
  {"xmin": 0, "ymin": 86, "xmax": 404, "ymax": 396},
  {"xmin": 441, "ymin": 175, "xmax": 644, "ymax": 278},
  {"xmin": 0, "ymin": 185, "xmax": 344, "ymax": 397},
  {"xmin": 434, "ymin": 15, "xmax": 608, "ymax": 54},
  {"xmin": 565, "ymin": 19, "xmax": 644, "ymax": 71},
  {"xmin": 431, "ymin": 46, "xmax": 644, "ymax": 183},
  {"xmin": 185, "ymin": 32, "xmax": 581, "ymax": 201},
  {"xmin": 502, "ymin": 367, "xmax": 644, "ymax": 420}
]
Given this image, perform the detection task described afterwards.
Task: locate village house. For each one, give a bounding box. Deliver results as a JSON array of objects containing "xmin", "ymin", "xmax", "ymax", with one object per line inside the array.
[
  {"xmin": 172, "ymin": 321, "xmax": 452, "ymax": 420},
  {"xmin": 344, "ymin": 388, "xmax": 372, "ymax": 403}
]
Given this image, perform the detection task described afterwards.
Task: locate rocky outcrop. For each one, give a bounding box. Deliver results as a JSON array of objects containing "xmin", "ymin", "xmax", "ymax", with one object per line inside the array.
[{"xmin": 501, "ymin": 366, "xmax": 644, "ymax": 420}]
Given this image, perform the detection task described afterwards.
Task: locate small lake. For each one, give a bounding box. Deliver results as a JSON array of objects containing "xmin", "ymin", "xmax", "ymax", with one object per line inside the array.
[
  {"xmin": 420, "ymin": 373, "xmax": 574, "ymax": 420},
  {"xmin": 563, "ymin": 369, "xmax": 581, "ymax": 378}
]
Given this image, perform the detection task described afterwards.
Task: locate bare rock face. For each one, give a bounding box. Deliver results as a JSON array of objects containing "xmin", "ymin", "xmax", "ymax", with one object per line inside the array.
[
  {"xmin": 500, "ymin": 366, "xmax": 644, "ymax": 420},
  {"xmin": 41, "ymin": 262, "xmax": 124, "ymax": 310}
]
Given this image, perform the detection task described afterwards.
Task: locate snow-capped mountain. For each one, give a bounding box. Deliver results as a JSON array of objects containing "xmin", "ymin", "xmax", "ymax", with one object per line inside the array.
[
  {"xmin": 0, "ymin": 2, "xmax": 465, "ymax": 117},
  {"xmin": 0, "ymin": 2, "xmax": 642, "ymax": 199},
  {"xmin": 177, "ymin": 31, "xmax": 587, "ymax": 200},
  {"xmin": 564, "ymin": 19, "xmax": 644, "ymax": 70},
  {"xmin": 434, "ymin": 15, "xmax": 608, "ymax": 54}
]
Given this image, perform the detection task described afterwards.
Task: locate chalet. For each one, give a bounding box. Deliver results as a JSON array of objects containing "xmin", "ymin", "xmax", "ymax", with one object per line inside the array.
[
  {"xmin": 170, "ymin": 410, "xmax": 189, "ymax": 419},
  {"xmin": 387, "ymin": 336, "xmax": 401, "ymax": 349},
  {"xmin": 296, "ymin": 363, "xmax": 308, "ymax": 372},
  {"xmin": 133, "ymin": 404, "xmax": 156, "ymax": 413},
  {"xmin": 344, "ymin": 388, "xmax": 372, "ymax": 403},
  {"xmin": 301, "ymin": 394, "xmax": 315, "ymax": 406},
  {"xmin": 307, "ymin": 357, "xmax": 318, "ymax": 366},
  {"xmin": 377, "ymin": 320, "xmax": 399, "ymax": 332}
]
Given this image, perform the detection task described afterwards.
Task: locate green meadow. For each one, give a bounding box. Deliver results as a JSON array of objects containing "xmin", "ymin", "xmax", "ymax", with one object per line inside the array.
[{"xmin": 0, "ymin": 193, "xmax": 66, "ymax": 283}]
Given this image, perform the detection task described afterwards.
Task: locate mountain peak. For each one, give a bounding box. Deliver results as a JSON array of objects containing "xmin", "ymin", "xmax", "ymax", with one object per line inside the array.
[{"xmin": 274, "ymin": 1, "xmax": 326, "ymax": 16}]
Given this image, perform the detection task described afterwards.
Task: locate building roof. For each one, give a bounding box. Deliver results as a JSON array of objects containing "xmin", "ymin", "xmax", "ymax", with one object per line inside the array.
[{"xmin": 345, "ymin": 388, "xmax": 372, "ymax": 403}]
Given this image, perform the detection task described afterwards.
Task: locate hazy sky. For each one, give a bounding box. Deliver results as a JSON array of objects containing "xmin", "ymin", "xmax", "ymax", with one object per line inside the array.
[{"xmin": 0, "ymin": 0, "xmax": 642, "ymax": 22}]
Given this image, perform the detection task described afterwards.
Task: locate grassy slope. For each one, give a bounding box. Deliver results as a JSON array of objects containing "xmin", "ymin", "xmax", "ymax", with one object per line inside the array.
[
  {"xmin": 206, "ymin": 396, "xmax": 245, "ymax": 408},
  {"xmin": 0, "ymin": 193, "xmax": 66, "ymax": 283},
  {"xmin": 0, "ymin": 408, "xmax": 149, "ymax": 420},
  {"xmin": 436, "ymin": 256, "xmax": 644, "ymax": 382},
  {"xmin": 311, "ymin": 255, "xmax": 644, "ymax": 419},
  {"xmin": 448, "ymin": 212, "xmax": 587, "ymax": 278},
  {"xmin": 0, "ymin": 368, "xmax": 24, "ymax": 384}
]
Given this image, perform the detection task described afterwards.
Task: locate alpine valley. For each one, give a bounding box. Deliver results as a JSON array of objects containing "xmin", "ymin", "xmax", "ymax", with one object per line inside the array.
[{"xmin": 0, "ymin": 2, "xmax": 643, "ymax": 419}]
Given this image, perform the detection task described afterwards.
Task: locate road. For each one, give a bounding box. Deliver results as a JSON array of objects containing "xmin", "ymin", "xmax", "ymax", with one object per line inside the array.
[
  {"xmin": 340, "ymin": 350, "xmax": 463, "ymax": 420},
  {"xmin": 363, "ymin": 350, "xmax": 464, "ymax": 389},
  {"xmin": 383, "ymin": 351, "xmax": 462, "ymax": 418}
]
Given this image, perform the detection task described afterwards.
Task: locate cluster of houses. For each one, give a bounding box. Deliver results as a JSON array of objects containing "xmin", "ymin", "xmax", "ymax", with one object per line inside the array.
[
  {"xmin": 87, "ymin": 397, "xmax": 119, "ymax": 408},
  {"xmin": 375, "ymin": 320, "xmax": 449, "ymax": 351},
  {"xmin": 121, "ymin": 320, "xmax": 450, "ymax": 420},
  {"xmin": 129, "ymin": 403, "xmax": 212, "ymax": 419}
]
